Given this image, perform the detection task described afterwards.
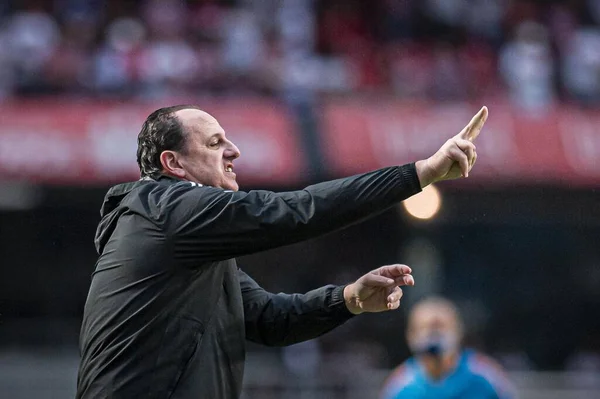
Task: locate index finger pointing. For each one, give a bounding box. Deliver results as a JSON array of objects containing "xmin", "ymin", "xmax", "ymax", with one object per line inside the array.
[{"xmin": 459, "ymin": 106, "xmax": 488, "ymax": 142}]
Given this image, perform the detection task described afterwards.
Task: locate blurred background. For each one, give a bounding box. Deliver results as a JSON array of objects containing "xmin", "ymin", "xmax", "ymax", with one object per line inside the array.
[{"xmin": 0, "ymin": 0, "xmax": 599, "ymax": 398}]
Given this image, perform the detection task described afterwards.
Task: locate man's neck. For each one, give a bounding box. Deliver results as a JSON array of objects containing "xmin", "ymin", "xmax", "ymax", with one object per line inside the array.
[{"xmin": 419, "ymin": 351, "xmax": 460, "ymax": 381}]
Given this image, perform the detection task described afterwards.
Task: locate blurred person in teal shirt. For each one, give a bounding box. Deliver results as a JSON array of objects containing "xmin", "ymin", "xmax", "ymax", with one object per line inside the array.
[{"xmin": 380, "ymin": 297, "xmax": 516, "ymax": 399}]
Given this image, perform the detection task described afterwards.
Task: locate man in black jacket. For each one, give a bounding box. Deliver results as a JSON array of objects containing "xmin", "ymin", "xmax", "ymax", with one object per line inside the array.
[{"xmin": 76, "ymin": 104, "xmax": 488, "ymax": 399}]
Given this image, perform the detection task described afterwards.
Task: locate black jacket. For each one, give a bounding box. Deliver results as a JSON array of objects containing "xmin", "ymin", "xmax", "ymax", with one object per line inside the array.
[{"xmin": 76, "ymin": 164, "xmax": 421, "ymax": 399}]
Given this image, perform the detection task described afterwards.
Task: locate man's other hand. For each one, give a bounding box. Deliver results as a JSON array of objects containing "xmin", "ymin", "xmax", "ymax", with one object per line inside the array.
[
  {"xmin": 343, "ymin": 264, "xmax": 414, "ymax": 315},
  {"xmin": 415, "ymin": 106, "xmax": 488, "ymax": 188}
]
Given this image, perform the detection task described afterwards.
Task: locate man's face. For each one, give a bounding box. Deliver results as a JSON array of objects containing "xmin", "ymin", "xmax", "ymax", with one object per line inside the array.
[
  {"xmin": 174, "ymin": 109, "xmax": 241, "ymax": 191},
  {"xmin": 407, "ymin": 302, "xmax": 462, "ymax": 357}
]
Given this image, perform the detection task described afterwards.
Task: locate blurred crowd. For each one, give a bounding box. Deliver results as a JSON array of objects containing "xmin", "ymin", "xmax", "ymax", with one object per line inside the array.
[{"xmin": 1, "ymin": 0, "xmax": 600, "ymax": 109}]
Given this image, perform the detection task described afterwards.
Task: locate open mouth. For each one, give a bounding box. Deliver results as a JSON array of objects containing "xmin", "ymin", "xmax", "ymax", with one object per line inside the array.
[{"xmin": 225, "ymin": 165, "xmax": 234, "ymax": 173}]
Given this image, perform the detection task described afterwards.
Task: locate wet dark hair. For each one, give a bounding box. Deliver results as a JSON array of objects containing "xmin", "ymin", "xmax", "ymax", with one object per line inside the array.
[{"xmin": 136, "ymin": 105, "xmax": 201, "ymax": 179}]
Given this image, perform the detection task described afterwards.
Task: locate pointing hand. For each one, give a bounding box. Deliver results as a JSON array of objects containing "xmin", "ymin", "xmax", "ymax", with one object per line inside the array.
[{"xmin": 415, "ymin": 106, "xmax": 489, "ymax": 187}]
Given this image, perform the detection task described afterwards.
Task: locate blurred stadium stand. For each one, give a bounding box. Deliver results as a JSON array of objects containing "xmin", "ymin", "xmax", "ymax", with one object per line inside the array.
[
  {"xmin": 1, "ymin": 0, "xmax": 600, "ymax": 398},
  {"xmin": 0, "ymin": 0, "xmax": 599, "ymax": 105}
]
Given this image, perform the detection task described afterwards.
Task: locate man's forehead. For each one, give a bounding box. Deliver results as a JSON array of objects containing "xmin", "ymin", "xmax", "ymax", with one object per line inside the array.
[{"xmin": 175, "ymin": 108, "xmax": 222, "ymax": 132}]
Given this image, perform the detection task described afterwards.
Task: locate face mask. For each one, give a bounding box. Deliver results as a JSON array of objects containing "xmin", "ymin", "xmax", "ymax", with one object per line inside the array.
[{"xmin": 410, "ymin": 330, "xmax": 459, "ymax": 357}]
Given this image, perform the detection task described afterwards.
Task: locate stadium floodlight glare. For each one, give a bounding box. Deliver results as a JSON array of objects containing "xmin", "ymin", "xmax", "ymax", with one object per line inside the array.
[{"xmin": 403, "ymin": 184, "xmax": 441, "ymax": 220}]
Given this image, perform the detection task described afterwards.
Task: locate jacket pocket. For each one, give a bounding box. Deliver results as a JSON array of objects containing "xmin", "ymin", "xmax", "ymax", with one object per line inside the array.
[{"xmin": 151, "ymin": 316, "xmax": 205, "ymax": 399}]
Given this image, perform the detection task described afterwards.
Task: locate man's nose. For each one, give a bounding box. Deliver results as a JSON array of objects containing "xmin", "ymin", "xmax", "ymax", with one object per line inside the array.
[{"xmin": 225, "ymin": 141, "xmax": 241, "ymax": 159}]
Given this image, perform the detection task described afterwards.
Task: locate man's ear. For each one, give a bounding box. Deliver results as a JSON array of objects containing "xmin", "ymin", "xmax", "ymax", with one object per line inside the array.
[{"xmin": 160, "ymin": 150, "xmax": 186, "ymax": 178}]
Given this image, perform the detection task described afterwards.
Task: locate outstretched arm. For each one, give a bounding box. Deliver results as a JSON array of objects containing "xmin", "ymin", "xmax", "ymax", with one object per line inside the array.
[
  {"xmin": 159, "ymin": 106, "xmax": 487, "ymax": 263},
  {"xmin": 240, "ymin": 265, "xmax": 414, "ymax": 346}
]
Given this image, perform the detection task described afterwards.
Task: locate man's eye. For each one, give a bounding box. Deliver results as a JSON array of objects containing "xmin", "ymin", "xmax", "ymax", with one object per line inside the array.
[{"xmin": 210, "ymin": 141, "xmax": 220, "ymax": 147}]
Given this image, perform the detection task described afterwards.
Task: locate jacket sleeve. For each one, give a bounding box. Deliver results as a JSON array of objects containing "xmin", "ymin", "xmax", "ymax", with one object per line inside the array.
[
  {"xmin": 161, "ymin": 164, "xmax": 421, "ymax": 262},
  {"xmin": 239, "ymin": 268, "xmax": 354, "ymax": 346}
]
